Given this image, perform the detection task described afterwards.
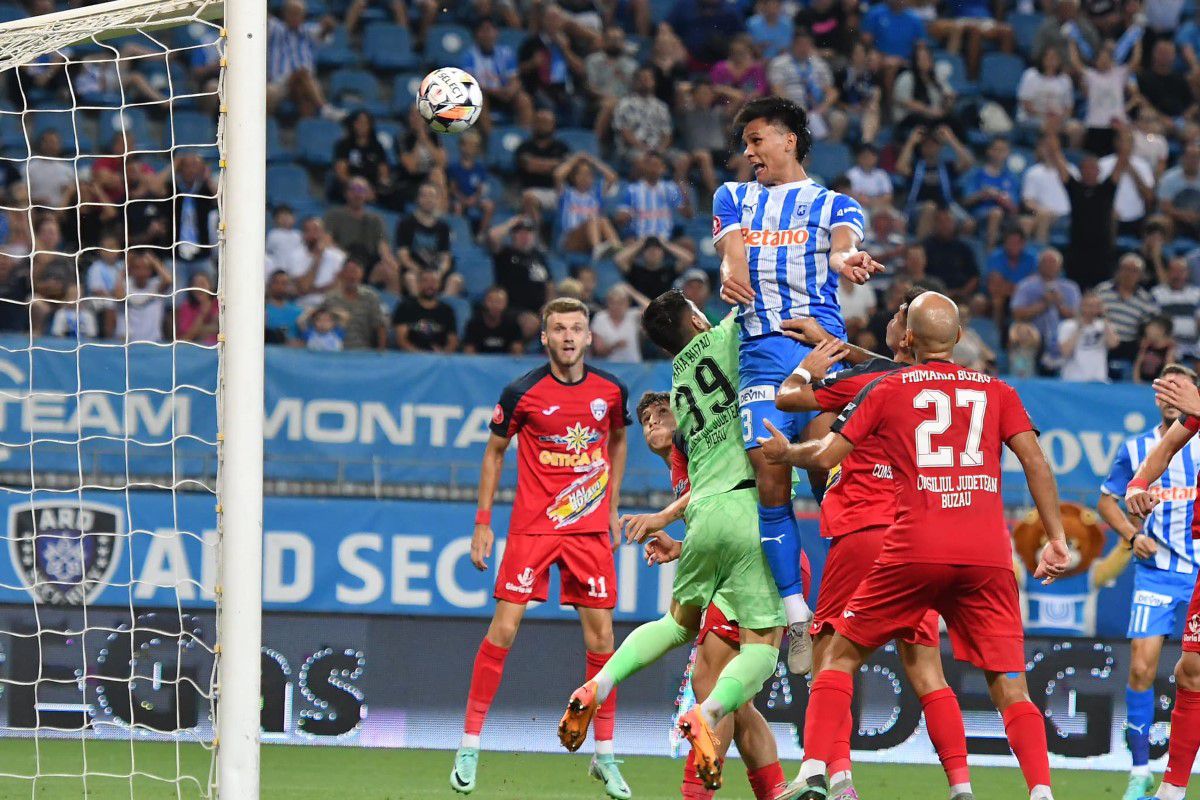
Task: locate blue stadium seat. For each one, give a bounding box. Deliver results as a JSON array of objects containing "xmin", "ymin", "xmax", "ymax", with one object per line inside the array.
[
  {"xmin": 558, "ymin": 128, "xmax": 600, "ymax": 158},
  {"xmin": 316, "ymin": 26, "xmax": 359, "ymax": 70},
  {"xmin": 934, "ymin": 53, "xmax": 973, "ymax": 95},
  {"xmin": 171, "ymin": 110, "xmax": 217, "ymax": 147},
  {"xmin": 375, "ymin": 209, "xmax": 400, "ymax": 244},
  {"xmin": 363, "ymin": 23, "xmax": 419, "ymax": 72},
  {"xmin": 97, "ymin": 108, "xmax": 153, "ymax": 148},
  {"xmin": 497, "ymin": 27, "xmax": 526, "ymax": 55},
  {"xmin": 266, "ymin": 117, "xmax": 296, "ymax": 163},
  {"xmin": 425, "ymin": 24, "xmax": 473, "ymax": 69},
  {"xmin": 807, "ymin": 140, "xmax": 853, "ymax": 181},
  {"xmin": 486, "ymin": 126, "xmax": 527, "ymax": 172},
  {"xmin": 266, "ymin": 163, "xmax": 311, "ymax": 206},
  {"xmin": 328, "ymin": 69, "xmax": 386, "ymax": 116},
  {"xmin": 455, "ymin": 244, "xmax": 493, "ymax": 299},
  {"xmin": 979, "ymin": 53, "xmax": 1025, "ymax": 101},
  {"xmin": 0, "ymin": 3, "xmax": 24, "ymax": 22},
  {"xmin": 443, "ymin": 295, "xmax": 472, "ymax": 339},
  {"xmin": 392, "ymin": 73, "xmax": 423, "ymax": 116},
  {"xmin": 649, "ymin": 0, "xmax": 675, "ymax": 24},
  {"xmin": 296, "ymin": 117, "xmax": 342, "ymax": 166},
  {"xmin": 1011, "ymin": 13, "xmax": 1043, "ymax": 56}
]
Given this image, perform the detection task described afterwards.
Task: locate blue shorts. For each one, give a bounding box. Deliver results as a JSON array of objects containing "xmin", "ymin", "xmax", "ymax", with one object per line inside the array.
[
  {"xmin": 1127, "ymin": 565, "xmax": 1196, "ymax": 639},
  {"xmin": 739, "ymin": 333, "xmax": 831, "ymax": 449}
]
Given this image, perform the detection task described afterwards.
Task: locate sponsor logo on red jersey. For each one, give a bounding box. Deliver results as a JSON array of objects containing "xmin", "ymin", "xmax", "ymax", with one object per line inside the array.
[
  {"xmin": 546, "ymin": 462, "xmax": 609, "ymax": 529},
  {"xmin": 492, "ymin": 404, "xmax": 504, "ymax": 425}
]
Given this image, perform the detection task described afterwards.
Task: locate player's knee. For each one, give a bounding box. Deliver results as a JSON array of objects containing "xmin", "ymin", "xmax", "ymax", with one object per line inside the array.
[
  {"xmin": 1175, "ymin": 653, "xmax": 1200, "ymax": 691},
  {"xmin": 1128, "ymin": 659, "xmax": 1157, "ymax": 692},
  {"xmin": 986, "ymin": 672, "xmax": 1031, "ymax": 710},
  {"xmin": 903, "ymin": 658, "xmax": 949, "ymax": 696},
  {"xmin": 487, "ymin": 616, "xmax": 522, "ymax": 648},
  {"xmin": 584, "ymin": 628, "xmax": 614, "ymax": 653}
]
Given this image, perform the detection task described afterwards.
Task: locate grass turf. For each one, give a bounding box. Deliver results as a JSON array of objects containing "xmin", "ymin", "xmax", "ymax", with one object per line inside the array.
[{"xmin": 0, "ymin": 740, "xmax": 1142, "ymax": 799}]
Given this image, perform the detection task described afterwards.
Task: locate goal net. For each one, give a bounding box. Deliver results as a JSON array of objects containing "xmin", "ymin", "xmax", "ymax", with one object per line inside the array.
[{"xmin": 0, "ymin": 0, "xmax": 263, "ymax": 797}]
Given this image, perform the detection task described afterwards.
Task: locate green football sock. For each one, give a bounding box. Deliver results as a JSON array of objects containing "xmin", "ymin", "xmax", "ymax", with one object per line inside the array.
[
  {"xmin": 594, "ymin": 614, "xmax": 693, "ymax": 702},
  {"xmin": 699, "ymin": 642, "xmax": 779, "ymax": 723}
]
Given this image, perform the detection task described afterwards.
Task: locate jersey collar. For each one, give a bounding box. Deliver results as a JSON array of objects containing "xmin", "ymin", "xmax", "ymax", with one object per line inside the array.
[{"xmin": 759, "ymin": 178, "xmax": 814, "ymax": 191}]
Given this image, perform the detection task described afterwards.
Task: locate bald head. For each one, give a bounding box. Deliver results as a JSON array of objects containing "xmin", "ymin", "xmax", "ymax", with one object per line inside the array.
[{"xmin": 905, "ymin": 291, "xmax": 961, "ymax": 357}]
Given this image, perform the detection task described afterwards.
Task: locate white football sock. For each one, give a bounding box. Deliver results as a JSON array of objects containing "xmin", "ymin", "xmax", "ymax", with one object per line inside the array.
[
  {"xmin": 950, "ymin": 782, "xmax": 973, "ymax": 798},
  {"xmin": 830, "ymin": 770, "xmax": 852, "ymax": 787},
  {"xmin": 783, "ymin": 594, "xmax": 812, "ymax": 624},
  {"xmin": 460, "ymin": 733, "xmax": 480, "ymax": 749},
  {"xmin": 798, "ymin": 759, "xmax": 826, "ymax": 784},
  {"xmin": 1157, "ymin": 783, "xmax": 1187, "ymax": 800},
  {"xmin": 593, "ymin": 670, "xmax": 615, "ymax": 703},
  {"xmin": 594, "ymin": 739, "xmax": 614, "ymax": 756},
  {"xmin": 1029, "ymin": 784, "xmax": 1054, "ymax": 800}
]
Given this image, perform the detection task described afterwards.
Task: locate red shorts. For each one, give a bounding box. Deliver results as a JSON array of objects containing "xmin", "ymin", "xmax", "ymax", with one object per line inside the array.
[
  {"xmin": 835, "ymin": 561, "xmax": 1025, "ymax": 673},
  {"xmin": 493, "ymin": 532, "xmax": 616, "ymax": 609},
  {"xmin": 811, "ymin": 527, "xmax": 940, "ymax": 648},
  {"xmin": 696, "ymin": 552, "xmax": 813, "ymax": 649},
  {"xmin": 1184, "ymin": 578, "xmax": 1200, "ymax": 654}
]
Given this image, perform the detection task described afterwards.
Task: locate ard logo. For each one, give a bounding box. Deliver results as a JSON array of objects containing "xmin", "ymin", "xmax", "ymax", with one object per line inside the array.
[{"xmin": 8, "ymin": 502, "xmax": 124, "ymax": 606}]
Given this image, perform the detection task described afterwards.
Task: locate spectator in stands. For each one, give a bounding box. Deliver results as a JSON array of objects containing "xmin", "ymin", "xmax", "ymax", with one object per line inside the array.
[
  {"xmin": 986, "ymin": 227, "xmax": 1038, "ymax": 325},
  {"xmin": 614, "ymin": 152, "xmax": 691, "ymax": 243},
  {"xmin": 892, "ymin": 42, "xmax": 959, "ymax": 139},
  {"xmin": 1138, "ymin": 40, "xmax": 1197, "ymax": 133},
  {"xmin": 463, "ymin": 286, "xmax": 524, "ymax": 355},
  {"xmin": 554, "ymin": 152, "xmax": 621, "ymax": 258},
  {"xmin": 922, "ymin": 207, "xmax": 980, "ymax": 300},
  {"xmin": 518, "ymin": 5, "xmax": 586, "ymax": 122},
  {"xmin": 393, "ymin": 106, "xmax": 449, "ymax": 203},
  {"xmin": 1016, "ymin": 48, "xmax": 1077, "ymax": 141},
  {"xmin": 324, "ymin": 176, "xmax": 399, "ymax": 290},
  {"xmin": 92, "ymin": 132, "xmax": 155, "ymax": 205},
  {"xmin": 835, "ymin": 42, "xmax": 882, "ymax": 144},
  {"xmin": 447, "ymin": 131, "xmax": 496, "ymax": 239},
  {"xmin": 846, "ymin": 144, "xmax": 894, "ymax": 213},
  {"xmin": 647, "ymin": 25, "xmax": 690, "ymax": 108},
  {"xmin": 85, "ymin": 233, "xmax": 122, "ymax": 337},
  {"xmin": 393, "ymin": 268, "xmax": 459, "ymax": 353},
  {"xmin": 1134, "ymin": 315, "xmax": 1177, "ymax": 382},
  {"xmin": 952, "ymin": 302, "xmax": 996, "ymax": 371},
  {"xmin": 1157, "ymin": 138, "xmax": 1200, "ymax": 239},
  {"xmin": 896, "ymin": 125, "xmax": 974, "ymax": 238},
  {"xmin": 612, "ymin": 68, "xmax": 675, "ymax": 166},
  {"xmin": 1132, "ymin": 106, "xmax": 1170, "ymax": 177},
  {"xmin": 614, "ymin": 235, "xmax": 695, "ymax": 299},
  {"xmin": 677, "ymin": 80, "xmax": 738, "ymax": 194},
  {"xmin": 1022, "ymin": 135, "xmax": 1073, "ymax": 242},
  {"xmin": 768, "ymin": 31, "xmax": 840, "ymax": 141},
  {"xmin": 584, "ymin": 26, "xmax": 638, "ymax": 139},
  {"xmin": 300, "ymin": 306, "xmax": 347, "ymax": 352},
  {"xmin": 1033, "ymin": 0, "xmax": 1101, "ymax": 66},
  {"xmin": 331, "ymin": 110, "xmax": 392, "ymax": 205},
  {"xmin": 465, "ymin": 18, "xmax": 534, "ymax": 134},
  {"xmin": 1058, "ymin": 290, "xmax": 1118, "ymax": 382},
  {"xmin": 266, "ymin": 205, "xmax": 307, "ymax": 276},
  {"xmin": 114, "ymin": 248, "xmax": 172, "ymax": 343},
  {"xmin": 748, "ymin": 0, "xmax": 794, "ymax": 59},
  {"xmin": 1140, "ymin": 220, "xmax": 1170, "ymax": 284},
  {"xmin": 862, "ymin": 206, "xmax": 908, "ymax": 281},
  {"xmin": 927, "ymin": 0, "xmax": 1014, "ymax": 80},
  {"xmin": 711, "ymin": 34, "xmax": 768, "ymax": 107},
  {"xmin": 76, "ymin": 49, "xmax": 164, "ymax": 107},
  {"xmin": 396, "ymin": 182, "xmax": 453, "ymax": 292},
  {"xmin": 862, "ymin": 0, "xmax": 927, "ymax": 67},
  {"xmin": 290, "ymin": 217, "xmax": 345, "ymax": 306},
  {"xmin": 591, "ymin": 284, "xmax": 643, "ymax": 363},
  {"xmin": 173, "ymin": 153, "xmax": 218, "ymax": 282},
  {"xmin": 678, "ymin": 268, "xmax": 724, "ymax": 323},
  {"xmin": 1044, "ymin": 124, "xmax": 1125, "ymax": 287},
  {"xmin": 49, "ymin": 286, "xmax": 98, "ymax": 341},
  {"xmin": 266, "ymin": 0, "xmax": 340, "ymax": 119},
  {"xmin": 24, "ymin": 130, "xmax": 74, "ymax": 209},
  {"xmin": 265, "ymin": 270, "xmax": 304, "ymax": 345},
  {"xmin": 1070, "ymin": 39, "xmax": 1139, "ymax": 157},
  {"xmin": 798, "ymin": 0, "xmax": 853, "ymax": 57},
  {"xmin": 1007, "ymin": 320, "xmax": 1042, "ymax": 377},
  {"xmin": 1099, "ymin": 125, "xmax": 1156, "ymax": 235},
  {"xmin": 323, "ymin": 257, "xmax": 386, "ymax": 351},
  {"xmin": 343, "ymin": 0, "xmax": 427, "ymax": 36},
  {"xmin": 1152, "ymin": 257, "xmax": 1200, "ymax": 361},
  {"xmin": 1096, "ymin": 253, "xmax": 1159, "ymax": 379},
  {"xmin": 1011, "ymin": 247, "xmax": 1082, "ymax": 373},
  {"xmin": 962, "ymin": 138, "xmax": 1020, "ymax": 249},
  {"xmin": 664, "ymin": 0, "xmax": 745, "ymax": 69},
  {"xmin": 574, "ymin": 265, "xmax": 601, "ymax": 313},
  {"xmin": 517, "ymin": 110, "xmax": 571, "ymax": 223},
  {"xmin": 176, "ymin": 272, "xmax": 219, "ymax": 345},
  {"xmin": 488, "ymin": 216, "xmax": 551, "ymax": 333},
  {"xmin": 839, "ymin": 274, "xmax": 877, "ymax": 340}
]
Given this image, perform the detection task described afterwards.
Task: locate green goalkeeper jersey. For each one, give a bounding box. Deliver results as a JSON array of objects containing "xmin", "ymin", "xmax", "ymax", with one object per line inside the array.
[{"xmin": 670, "ymin": 316, "xmax": 754, "ymax": 502}]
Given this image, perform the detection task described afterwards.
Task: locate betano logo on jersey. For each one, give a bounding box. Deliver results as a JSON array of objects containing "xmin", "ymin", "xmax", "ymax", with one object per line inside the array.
[
  {"xmin": 1147, "ymin": 484, "xmax": 1198, "ymax": 502},
  {"xmin": 741, "ymin": 228, "xmax": 810, "ymax": 247},
  {"xmin": 546, "ymin": 461, "xmax": 609, "ymax": 529},
  {"xmin": 537, "ymin": 423, "xmax": 603, "ymax": 467}
]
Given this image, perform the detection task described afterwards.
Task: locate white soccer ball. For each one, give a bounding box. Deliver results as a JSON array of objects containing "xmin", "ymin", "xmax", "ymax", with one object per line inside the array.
[{"xmin": 416, "ymin": 67, "xmax": 483, "ymax": 134}]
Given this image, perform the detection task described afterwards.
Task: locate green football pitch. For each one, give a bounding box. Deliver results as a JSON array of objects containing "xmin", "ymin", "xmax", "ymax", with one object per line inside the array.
[{"xmin": 0, "ymin": 740, "xmax": 1139, "ymax": 799}]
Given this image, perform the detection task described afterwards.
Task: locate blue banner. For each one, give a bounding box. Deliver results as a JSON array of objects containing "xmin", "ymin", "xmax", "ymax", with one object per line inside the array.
[{"xmin": 0, "ymin": 337, "xmax": 1162, "ymax": 501}]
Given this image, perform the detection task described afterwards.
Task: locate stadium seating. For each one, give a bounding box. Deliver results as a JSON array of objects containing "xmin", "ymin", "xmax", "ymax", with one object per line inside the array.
[
  {"xmin": 979, "ymin": 53, "xmax": 1026, "ymax": 102},
  {"xmin": 266, "ymin": 163, "xmax": 311, "ymax": 207},
  {"xmin": 362, "ymin": 23, "xmax": 419, "ymax": 72},
  {"xmin": 425, "ymin": 24, "xmax": 474, "ymax": 68},
  {"xmin": 328, "ymin": 68, "xmax": 387, "ymax": 116},
  {"xmin": 808, "ymin": 140, "xmax": 853, "ymax": 182},
  {"xmin": 1010, "ymin": 12, "xmax": 1043, "ymax": 57},
  {"xmin": 486, "ymin": 126, "xmax": 527, "ymax": 173},
  {"xmin": 296, "ymin": 117, "xmax": 342, "ymax": 166},
  {"xmin": 171, "ymin": 110, "xmax": 218, "ymax": 147},
  {"xmin": 316, "ymin": 26, "xmax": 359, "ymax": 70}
]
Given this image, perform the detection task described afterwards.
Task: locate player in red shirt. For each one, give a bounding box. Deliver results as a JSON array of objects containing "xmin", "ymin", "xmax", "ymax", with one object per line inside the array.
[
  {"xmin": 624, "ymin": 391, "xmax": 801, "ymax": 800},
  {"xmin": 1124, "ymin": 373, "xmax": 1200, "ymax": 800},
  {"xmin": 451, "ymin": 298, "xmax": 632, "ymax": 799},
  {"xmin": 762, "ymin": 292, "xmax": 1070, "ymax": 800},
  {"xmin": 768, "ymin": 288, "xmax": 972, "ymax": 800}
]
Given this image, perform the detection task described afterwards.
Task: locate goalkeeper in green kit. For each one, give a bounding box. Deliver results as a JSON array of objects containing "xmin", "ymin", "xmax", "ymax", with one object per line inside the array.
[{"xmin": 558, "ymin": 289, "xmax": 787, "ymax": 793}]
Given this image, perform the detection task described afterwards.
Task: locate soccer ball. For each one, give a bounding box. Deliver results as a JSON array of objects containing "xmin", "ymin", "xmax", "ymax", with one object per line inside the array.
[{"xmin": 416, "ymin": 67, "xmax": 483, "ymax": 134}]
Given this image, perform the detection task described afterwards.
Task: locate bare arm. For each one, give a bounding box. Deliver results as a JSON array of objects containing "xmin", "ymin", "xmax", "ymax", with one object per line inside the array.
[
  {"xmin": 1097, "ymin": 492, "xmax": 1140, "ymax": 544},
  {"xmin": 828, "ymin": 225, "xmax": 884, "ymax": 285},
  {"xmin": 621, "ymin": 489, "xmax": 690, "ymax": 543},
  {"xmin": 607, "ymin": 426, "xmax": 628, "ymax": 548},
  {"xmin": 1008, "ymin": 429, "xmax": 1070, "ymax": 581},
  {"xmin": 716, "ymin": 225, "xmax": 754, "ymax": 305},
  {"xmin": 470, "ymin": 433, "xmax": 512, "ymax": 570},
  {"xmin": 759, "ymin": 426, "xmax": 855, "ymax": 471}
]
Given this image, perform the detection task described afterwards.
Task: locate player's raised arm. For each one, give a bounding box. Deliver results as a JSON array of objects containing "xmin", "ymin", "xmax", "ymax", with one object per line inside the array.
[
  {"xmin": 712, "ymin": 183, "xmax": 754, "ymax": 305},
  {"xmin": 827, "ymin": 205, "xmax": 884, "ymax": 287},
  {"xmin": 607, "ymin": 425, "xmax": 628, "ymax": 550},
  {"xmin": 471, "ymin": 432, "xmax": 512, "ymax": 570},
  {"xmin": 779, "ymin": 316, "xmax": 886, "ymax": 366},
  {"xmin": 757, "ymin": 422, "xmax": 854, "ymax": 471},
  {"xmin": 1125, "ymin": 417, "xmax": 1200, "ymax": 517},
  {"xmin": 1006, "ymin": 429, "xmax": 1070, "ymax": 583},
  {"xmin": 775, "ymin": 338, "xmax": 849, "ymax": 412}
]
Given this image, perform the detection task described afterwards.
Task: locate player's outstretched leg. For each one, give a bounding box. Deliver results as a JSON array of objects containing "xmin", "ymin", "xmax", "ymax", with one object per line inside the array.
[
  {"xmin": 987, "ymin": 672, "xmax": 1053, "ymax": 800},
  {"xmin": 560, "ymin": 609, "xmax": 696, "ymax": 751},
  {"xmin": 1124, "ymin": 634, "xmax": 1165, "ymax": 800},
  {"xmin": 583, "ymin": 650, "xmax": 630, "ymax": 800},
  {"xmin": 1144, "ymin": 653, "xmax": 1200, "ymax": 800},
  {"xmin": 756, "ymin": 495, "xmax": 813, "ymax": 674}
]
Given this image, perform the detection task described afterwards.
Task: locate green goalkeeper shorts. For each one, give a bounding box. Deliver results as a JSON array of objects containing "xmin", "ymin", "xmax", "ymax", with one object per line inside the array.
[{"xmin": 673, "ymin": 488, "xmax": 786, "ymax": 633}]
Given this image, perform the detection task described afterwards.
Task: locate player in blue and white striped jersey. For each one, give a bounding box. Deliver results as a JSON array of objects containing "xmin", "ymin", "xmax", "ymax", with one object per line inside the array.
[
  {"xmin": 713, "ymin": 97, "xmax": 884, "ymax": 674},
  {"xmin": 1098, "ymin": 363, "xmax": 1200, "ymax": 800}
]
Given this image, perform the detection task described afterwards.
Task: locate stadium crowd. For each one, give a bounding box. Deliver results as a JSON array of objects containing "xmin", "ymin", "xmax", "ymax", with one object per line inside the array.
[{"xmin": 1, "ymin": 0, "xmax": 1199, "ymax": 379}]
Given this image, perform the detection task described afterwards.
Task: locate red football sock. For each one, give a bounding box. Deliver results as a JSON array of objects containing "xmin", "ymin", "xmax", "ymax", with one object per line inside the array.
[
  {"xmin": 464, "ymin": 637, "xmax": 510, "ymax": 736},
  {"xmin": 803, "ymin": 670, "xmax": 855, "ymax": 764},
  {"xmin": 921, "ymin": 688, "xmax": 970, "ymax": 787},
  {"xmin": 1164, "ymin": 687, "xmax": 1200, "ymax": 789},
  {"xmin": 586, "ymin": 651, "xmax": 616, "ymax": 742},
  {"xmin": 747, "ymin": 761, "xmax": 786, "ymax": 800},
  {"xmin": 1001, "ymin": 701, "xmax": 1051, "ymax": 791},
  {"xmin": 828, "ymin": 708, "xmax": 853, "ymax": 776},
  {"xmin": 681, "ymin": 748, "xmax": 715, "ymax": 799}
]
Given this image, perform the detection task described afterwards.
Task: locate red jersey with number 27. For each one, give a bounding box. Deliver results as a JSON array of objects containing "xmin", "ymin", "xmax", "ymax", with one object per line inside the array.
[
  {"xmin": 834, "ymin": 361, "xmax": 1037, "ymax": 569},
  {"xmin": 491, "ymin": 364, "xmax": 630, "ymax": 535},
  {"xmin": 812, "ymin": 358, "xmax": 903, "ymax": 538}
]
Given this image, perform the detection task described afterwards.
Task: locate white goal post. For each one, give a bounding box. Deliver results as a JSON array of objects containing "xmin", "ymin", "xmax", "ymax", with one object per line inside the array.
[{"xmin": 0, "ymin": 0, "xmax": 264, "ymax": 796}]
